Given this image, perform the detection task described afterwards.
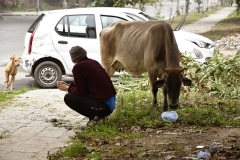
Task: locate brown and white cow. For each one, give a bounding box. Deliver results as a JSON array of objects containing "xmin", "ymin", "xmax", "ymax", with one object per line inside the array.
[{"xmin": 100, "ymin": 20, "xmax": 191, "ymax": 111}]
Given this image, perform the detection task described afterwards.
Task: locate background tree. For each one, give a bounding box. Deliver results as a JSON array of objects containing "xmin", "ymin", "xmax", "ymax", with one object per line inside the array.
[
  {"xmin": 176, "ymin": 0, "xmax": 180, "ymax": 15},
  {"xmin": 230, "ymin": 0, "xmax": 240, "ymax": 13},
  {"xmin": 93, "ymin": 0, "xmax": 153, "ymax": 11},
  {"xmin": 185, "ymin": 0, "xmax": 189, "ymax": 14},
  {"xmin": 94, "ymin": 0, "xmax": 115, "ymax": 7}
]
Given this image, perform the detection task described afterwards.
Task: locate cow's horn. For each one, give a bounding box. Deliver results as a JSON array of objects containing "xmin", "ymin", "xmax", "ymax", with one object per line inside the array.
[
  {"xmin": 162, "ymin": 67, "xmax": 167, "ymax": 71},
  {"xmin": 181, "ymin": 68, "xmax": 186, "ymax": 72}
]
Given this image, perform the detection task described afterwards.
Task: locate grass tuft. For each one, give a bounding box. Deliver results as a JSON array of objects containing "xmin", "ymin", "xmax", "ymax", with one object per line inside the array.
[{"xmin": 0, "ymin": 87, "xmax": 32, "ymax": 109}]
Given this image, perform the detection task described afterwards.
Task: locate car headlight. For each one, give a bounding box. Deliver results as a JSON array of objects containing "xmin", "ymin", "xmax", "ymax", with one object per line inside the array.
[
  {"xmin": 186, "ymin": 39, "xmax": 213, "ymax": 49},
  {"xmin": 192, "ymin": 49, "xmax": 203, "ymax": 59}
]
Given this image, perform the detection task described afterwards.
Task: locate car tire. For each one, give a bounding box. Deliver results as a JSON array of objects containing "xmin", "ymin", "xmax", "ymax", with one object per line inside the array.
[{"xmin": 34, "ymin": 61, "xmax": 62, "ymax": 88}]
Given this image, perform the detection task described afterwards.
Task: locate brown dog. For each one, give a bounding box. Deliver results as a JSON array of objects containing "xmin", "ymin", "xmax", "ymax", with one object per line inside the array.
[{"xmin": 4, "ymin": 54, "xmax": 21, "ymax": 91}]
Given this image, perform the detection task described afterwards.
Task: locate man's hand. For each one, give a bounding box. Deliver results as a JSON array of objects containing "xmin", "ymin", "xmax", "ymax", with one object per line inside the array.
[{"xmin": 57, "ymin": 81, "xmax": 69, "ymax": 91}]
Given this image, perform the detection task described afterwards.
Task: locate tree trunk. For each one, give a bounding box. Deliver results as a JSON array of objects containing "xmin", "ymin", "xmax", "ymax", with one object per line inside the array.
[
  {"xmin": 202, "ymin": 0, "xmax": 206, "ymax": 17},
  {"xmin": 196, "ymin": 0, "xmax": 201, "ymax": 13},
  {"xmin": 176, "ymin": 0, "xmax": 180, "ymax": 15},
  {"xmin": 185, "ymin": 0, "xmax": 189, "ymax": 14},
  {"xmin": 220, "ymin": 0, "xmax": 224, "ymax": 6},
  {"xmin": 39, "ymin": 0, "xmax": 43, "ymax": 10}
]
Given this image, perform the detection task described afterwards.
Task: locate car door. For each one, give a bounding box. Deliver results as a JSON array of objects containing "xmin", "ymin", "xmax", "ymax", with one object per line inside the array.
[{"xmin": 51, "ymin": 14, "xmax": 100, "ymax": 72}]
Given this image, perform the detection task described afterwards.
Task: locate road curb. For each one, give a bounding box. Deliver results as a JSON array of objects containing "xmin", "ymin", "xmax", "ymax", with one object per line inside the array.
[{"xmin": 0, "ymin": 12, "xmax": 43, "ymax": 17}]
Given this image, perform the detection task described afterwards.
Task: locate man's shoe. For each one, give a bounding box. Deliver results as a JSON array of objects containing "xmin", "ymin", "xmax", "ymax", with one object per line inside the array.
[
  {"xmin": 86, "ymin": 119, "xmax": 97, "ymax": 127},
  {"xmin": 93, "ymin": 116, "xmax": 105, "ymax": 122},
  {"xmin": 85, "ymin": 116, "xmax": 105, "ymax": 127}
]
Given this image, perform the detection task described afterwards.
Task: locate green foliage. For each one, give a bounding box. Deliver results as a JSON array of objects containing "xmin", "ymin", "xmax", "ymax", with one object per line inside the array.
[
  {"xmin": 92, "ymin": 0, "xmax": 153, "ymax": 10},
  {"xmin": 47, "ymin": 123, "xmax": 140, "ymax": 159},
  {"xmin": 230, "ymin": 0, "xmax": 240, "ymax": 14},
  {"xmin": 179, "ymin": 98, "xmax": 240, "ymax": 126},
  {"xmin": 93, "ymin": 0, "xmax": 115, "ymax": 7},
  {"xmin": 182, "ymin": 51, "xmax": 240, "ymax": 99},
  {"xmin": 150, "ymin": 0, "xmax": 164, "ymax": 20},
  {"xmin": 47, "ymin": 141, "xmax": 89, "ymax": 160},
  {"xmin": 62, "ymin": 141, "xmax": 88, "ymax": 157}
]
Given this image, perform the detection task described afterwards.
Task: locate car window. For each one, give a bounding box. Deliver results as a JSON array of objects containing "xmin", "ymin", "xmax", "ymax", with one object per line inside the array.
[
  {"xmin": 28, "ymin": 13, "xmax": 45, "ymax": 33},
  {"xmin": 100, "ymin": 16, "xmax": 126, "ymax": 28},
  {"xmin": 55, "ymin": 14, "xmax": 96, "ymax": 38}
]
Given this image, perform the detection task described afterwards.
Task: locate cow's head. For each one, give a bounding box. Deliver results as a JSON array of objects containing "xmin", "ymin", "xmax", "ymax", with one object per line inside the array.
[{"xmin": 153, "ymin": 68, "xmax": 191, "ymax": 110}]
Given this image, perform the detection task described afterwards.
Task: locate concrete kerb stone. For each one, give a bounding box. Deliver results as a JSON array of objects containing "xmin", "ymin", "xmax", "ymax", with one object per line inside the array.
[{"xmin": 0, "ymin": 11, "xmax": 44, "ymax": 17}]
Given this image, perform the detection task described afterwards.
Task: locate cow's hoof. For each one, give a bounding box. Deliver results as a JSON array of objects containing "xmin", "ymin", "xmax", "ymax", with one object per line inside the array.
[
  {"xmin": 170, "ymin": 106, "xmax": 179, "ymax": 110},
  {"xmin": 169, "ymin": 104, "xmax": 179, "ymax": 110}
]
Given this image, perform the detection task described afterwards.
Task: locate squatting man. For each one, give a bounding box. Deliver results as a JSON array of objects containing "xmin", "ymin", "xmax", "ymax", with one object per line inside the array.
[{"xmin": 57, "ymin": 46, "xmax": 116, "ymax": 127}]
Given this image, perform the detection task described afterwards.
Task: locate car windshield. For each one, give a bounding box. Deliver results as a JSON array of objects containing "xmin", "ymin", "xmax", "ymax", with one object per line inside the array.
[
  {"xmin": 139, "ymin": 12, "xmax": 156, "ymax": 20},
  {"xmin": 124, "ymin": 12, "xmax": 145, "ymax": 21},
  {"xmin": 123, "ymin": 11, "xmax": 156, "ymax": 21}
]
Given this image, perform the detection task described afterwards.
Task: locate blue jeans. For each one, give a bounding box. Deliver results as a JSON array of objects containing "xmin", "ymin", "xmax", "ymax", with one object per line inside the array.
[{"xmin": 64, "ymin": 93, "xmax": 112, "ymax": 120}]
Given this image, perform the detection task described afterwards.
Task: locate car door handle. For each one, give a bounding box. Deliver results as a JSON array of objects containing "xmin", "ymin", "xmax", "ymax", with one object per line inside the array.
[{"xmin": 58, "ymin": 41, "xmax": 68, "ymax": 44}]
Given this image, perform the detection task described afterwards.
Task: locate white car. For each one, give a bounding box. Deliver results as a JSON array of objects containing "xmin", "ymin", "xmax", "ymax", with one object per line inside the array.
[{"xmin": 22, "ymin": 7, "xmax": 215, "ymax": 88}]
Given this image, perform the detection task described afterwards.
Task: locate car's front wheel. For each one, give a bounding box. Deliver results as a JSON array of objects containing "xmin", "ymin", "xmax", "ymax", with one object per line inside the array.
[{"xmin": 34, "ymin": 61, "xmax": 62, "ymax": 88}]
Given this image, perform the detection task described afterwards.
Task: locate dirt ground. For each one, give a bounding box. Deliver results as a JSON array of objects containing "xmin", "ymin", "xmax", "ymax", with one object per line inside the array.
[{"xmin": 89, "ymin": 126, "xmax": 240, "ymax": 159}]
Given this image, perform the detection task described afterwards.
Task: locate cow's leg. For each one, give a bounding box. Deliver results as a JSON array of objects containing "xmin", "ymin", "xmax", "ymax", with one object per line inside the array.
[
  {"xmin": 153, "ymin": 87, "xmax": 158, "ymax": 105},
  {"xmin": 162, "ymin": 85, "xmax": 168, "ymax": 111},
  {"xmin": 148, "ymin": 71, "xmax": 158, "ymax": 105},
  {"xmin": 108, "ymin": 67, "xmax": 116, "ymax": 77},
  {"xmin": 101, "ymin": 60, "xmax": 115, "ymax": 77}
]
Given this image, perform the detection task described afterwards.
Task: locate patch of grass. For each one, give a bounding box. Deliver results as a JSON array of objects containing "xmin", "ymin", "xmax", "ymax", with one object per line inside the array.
[
  {"xmin": 177, "ymin": 103, "xmax": 240, "ymax": 126},
  {"xmin": 47, "ymin": 83, "xmax": 240, "ymax": 159},
  {"xmin": 109, "ymin": 90, "xmax": 161, "ymax": 129},
  {"xmin": 0, "ymin": 87, "xmax": 32, "ymax": 109},
  {"xmin": 47, "ymin": 124, "xmax": 141, "ymax": 159},
  {"xmin": 62, "ymin": 141, "xmax": 89, "ymax": 158}
]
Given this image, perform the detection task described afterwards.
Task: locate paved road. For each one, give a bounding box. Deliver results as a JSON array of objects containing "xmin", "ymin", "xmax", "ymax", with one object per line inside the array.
[
  {"xmin": 0, "ymin": 16, "xmax": 39, "ymax": 91},
  {"xmin": 0, "ymin": 16, "xmax": 36, "ymax": 62},
  {"xmin": 181, "ymin": 6, "xmax": 237, "ymax": 33}
]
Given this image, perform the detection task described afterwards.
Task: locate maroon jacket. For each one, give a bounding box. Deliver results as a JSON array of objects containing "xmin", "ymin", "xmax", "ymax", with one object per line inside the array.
[{"xmin": 68, "ymin": 58, "xmax": 116, "ymax": 102}]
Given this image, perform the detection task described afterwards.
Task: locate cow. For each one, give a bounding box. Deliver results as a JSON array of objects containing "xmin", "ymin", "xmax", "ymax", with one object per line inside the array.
[{"xmin": 100, "ymin": 20, "xmax": 191, "ymax": 111}]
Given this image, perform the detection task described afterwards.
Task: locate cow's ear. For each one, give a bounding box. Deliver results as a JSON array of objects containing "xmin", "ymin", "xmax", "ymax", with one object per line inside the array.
[
  {"xmin": 153, "ymin": 79, "xmax": 165, "ymax": 88},
  {"xmin": 182, "ymin": 77, "xmax": 191, "ymax": 86}
]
